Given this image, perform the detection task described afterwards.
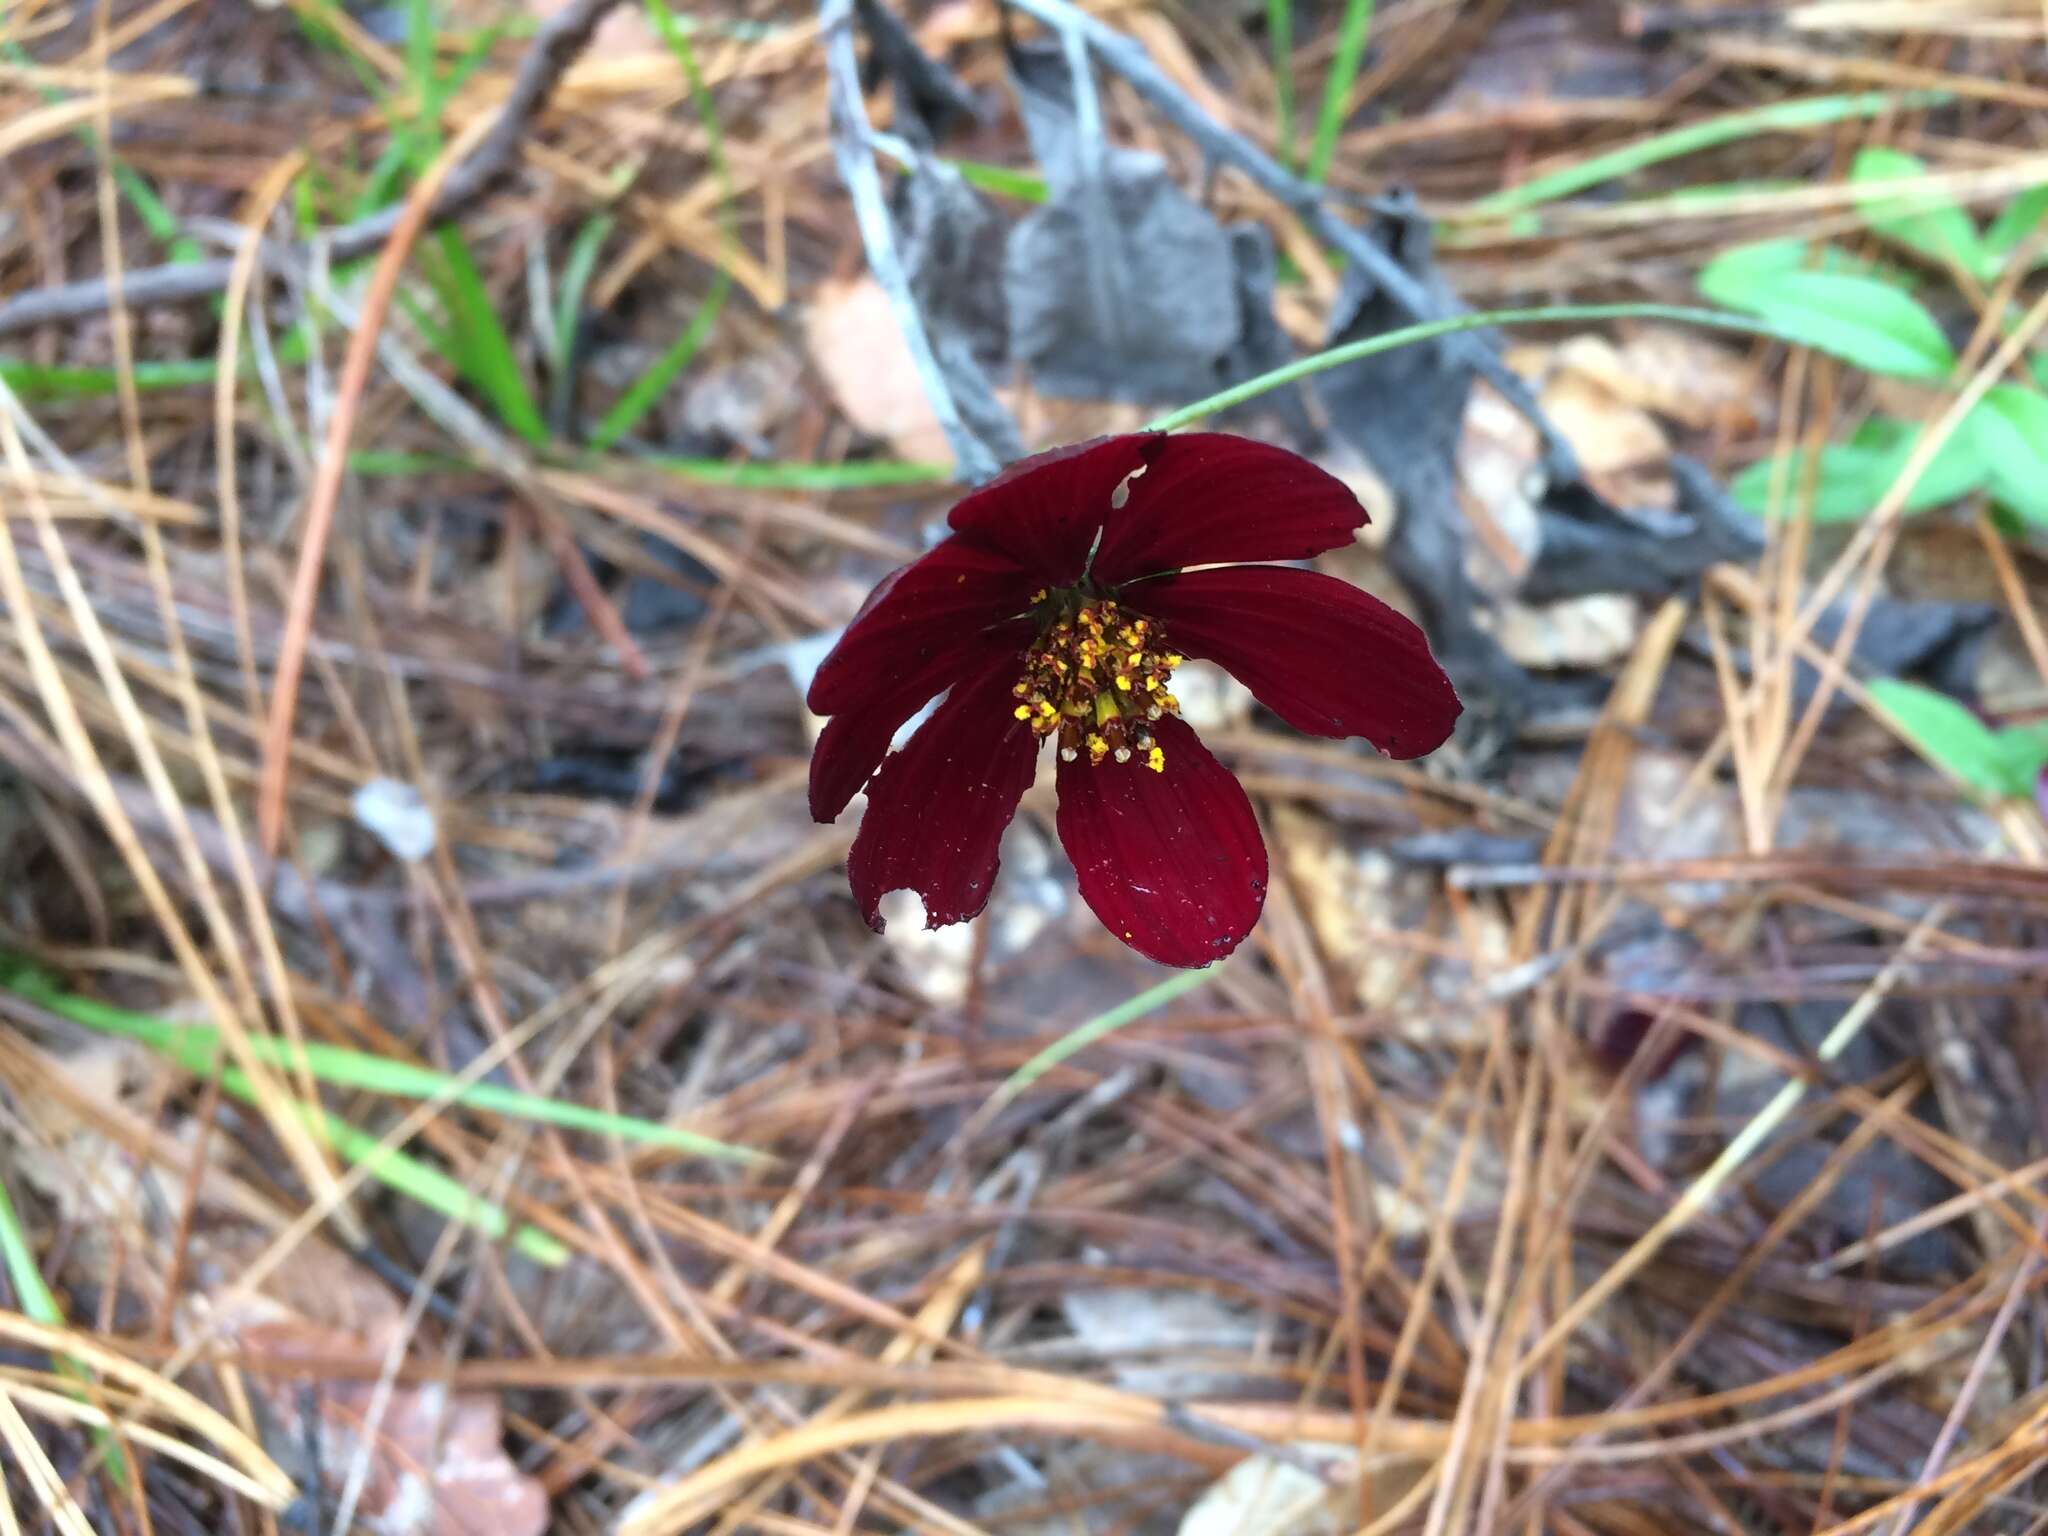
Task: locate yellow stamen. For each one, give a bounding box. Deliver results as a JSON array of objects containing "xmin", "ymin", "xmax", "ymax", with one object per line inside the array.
[
  {"xmin": 1146, "ymin": 746, "xmax": 1165, "ymax": 772},
  {"xmin": 1010, "ymin": 595, "xmax": 1186, "ymax": 767}
]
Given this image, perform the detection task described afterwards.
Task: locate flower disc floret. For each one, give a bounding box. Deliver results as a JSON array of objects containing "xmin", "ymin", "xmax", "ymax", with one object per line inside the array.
[{"xmin": 1010, "ymin": 595, "xmax": 1182, "ymax": 771}]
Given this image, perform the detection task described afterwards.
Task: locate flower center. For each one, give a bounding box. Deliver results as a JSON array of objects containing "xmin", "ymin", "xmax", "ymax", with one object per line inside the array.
[{"xmin": 1011, "ymin": 592, "xmax": 1182, "ymax": 771}]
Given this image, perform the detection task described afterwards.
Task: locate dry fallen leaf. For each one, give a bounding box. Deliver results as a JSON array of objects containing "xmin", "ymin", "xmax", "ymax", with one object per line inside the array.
[
  {"xmin": 1178, "ymin": 1445, "xmax": 1424, "ymax": 1536},
  {"xmin": 1490, "ymin": 591, "xmax": 1641, "ymax": 670},
  {"xmin": 185, "ymin": 1232, "xmax": 548, "ymax": 1536},
  {"xmin": 804, "ymin": 275, "xmax": 952, "ymax": 462},
  {"xmin": 1538, "ymin": 365, "xmax": 1669, "ymax": 479},
  {"xmin": 1179, "ymin": 1451, "xmax": 1354, "ymax": 1536},
  {"xmin": 1062, "ymin": 1285, "xmax": 1262, "ymax": 1397},
  {"xmin": 1609, "ymin": 326, "xmax": 1761, "ymax": 433}
]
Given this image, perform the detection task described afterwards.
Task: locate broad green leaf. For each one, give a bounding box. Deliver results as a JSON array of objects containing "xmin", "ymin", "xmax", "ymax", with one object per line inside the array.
[
  {"xmin": 1865, "ymin": 678, "xmax": 2047, "ymax": 799},
  {"xmin": 1968, "ymin": 384, "xmax": 2048, "ymax": 525},
  {"xmin": 1731, "ymin": 416, "xmax": 1987, "ymax": 523},
  {"xmin": 1849, "ymin": 146, "xmax": 1987, "ymax": 275},
  {"xmin": 1985, "ymin": 184, "xmax": 2048, "ymax": 263},
  {"xmin": 1699, "ymin": 263, "xmax": 1955, "ymax": 379}
]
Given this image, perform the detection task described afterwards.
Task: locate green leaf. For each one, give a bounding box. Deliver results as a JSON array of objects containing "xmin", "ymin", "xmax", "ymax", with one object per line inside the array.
[
  {"xmin": 1698, "ymin": 238, "xmax": 1914, "ymax": 291},
  {"xmin": 1968, "ymin": 384, "xmax": 2048, "ymax": 525},
  {"xmin": 1867, "ymin": 678, "xmax": 2048, "ymax": 799},
  {"xmin": 1849, "ymin": 146, "xmax": 1987, "ymax": 275},
  {"xmin": 1985, "ymin": 184, "xmax": 2048, "ymax": 263},
  {"xmin": 1698, "ymin": 261, "xmax": 1955, "ymax": 379},
  {"xmin": 1731, "ymin": 418, "xmax": 1987, "ymax": 523}
]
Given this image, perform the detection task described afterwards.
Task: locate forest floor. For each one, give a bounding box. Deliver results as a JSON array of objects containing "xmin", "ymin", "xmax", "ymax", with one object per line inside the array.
[{"xmin": 4, "ymin": 1, "xmax": 2048, "ymax": 1532}]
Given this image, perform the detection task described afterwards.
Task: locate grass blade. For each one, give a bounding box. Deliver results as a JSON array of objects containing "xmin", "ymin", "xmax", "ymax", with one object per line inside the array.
[
  {"xmin": 0, "ymin": 964, "xmax": 769, "ymax": 1167},
  {"xmin": 987, "ymin": 969, "xmax": 1219, "ymax": 1115},
  {"xmin": 551, "ymin": 211, "xmax": 617, "ymax": 388},
  {"xmin": 1305, "ymin": 0, "xmax": 1374, "ymax": 184},
  {"xmin": 1267, "ymin": 0, "xmax": 1296, "ymax": 168},
  {"xmin": 589, "ymin": 0, "xmax": 744, "ymax": 449},
  {"xmin": 637, "ymin": 454, "xmax": 953, "ymax": 490},
  {"xmin": 1462, "ymin": 89, "xmax": 1950, "ymax": 219},
  {"xmin": 0, "ymin": 357, "xmax": 218, "ymax": 400},
  {"xmin": 1146, "ymin": 301, "xmax": 1787, "ymax": 430}
]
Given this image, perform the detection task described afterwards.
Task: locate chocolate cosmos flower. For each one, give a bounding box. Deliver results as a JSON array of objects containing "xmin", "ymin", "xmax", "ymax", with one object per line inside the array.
[{"xmin": 807, "ymin": 432, "xmax": 1461, "ymax": 967}]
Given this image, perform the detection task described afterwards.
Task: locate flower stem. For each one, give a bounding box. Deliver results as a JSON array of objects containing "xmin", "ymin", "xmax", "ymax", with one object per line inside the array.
[{"xmin": 1145, "ymin": 301, "xmax": 1789, "ymax": 433}]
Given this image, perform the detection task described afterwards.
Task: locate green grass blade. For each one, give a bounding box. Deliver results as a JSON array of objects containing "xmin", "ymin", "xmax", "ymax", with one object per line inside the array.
[
  {"xmin": 0, "ymin": 964, "xmax": 769, "ymax": 1166},
  {"xmin": 292, "ymin": 1089, "xmax": 570, "ymax": 1267},
  {"xmin": 585, "ymin": 0, "xmax": 747, "ymax": 449},
  {"xmin": 1305, "ymin": 0, "xmax": 1374, "ymax": 184},
  {"xmin": 988, "ymin": 968, "xmax": 1219, "ymax": 1114},
  {"xmin": 552, "ymin": 212, "xmax": 616, "ymax": 375},
  {"xmin": 1146, "ymin": 301, "xmax": 1790, "ymax": 431},
  {"xmin": 426, "ymin": 226, "xmax": 549, "ymax": 443},
  {"xmin": 637, "ymin": 454, "xmax": 953, "ymax": 490},
  {"xmin": 589, "ymin": 270, "xmax": 731, "ymax": 449},
  {"xmin": 0, "ymin": 357, "xmax": 218, "ymax": 400},
  {"xmin": 350, "ymin": 449, "xmax": 477, "ymax": 475},
  {"xmin": 0, "ymin": 1174, "xmax": 133, "ymax": 1483},
  {"xmin": 1462, "ymin": 90, "xmax": 1951, "ymax": 219},
  {"xmin": 949, "ymin": 159, "xmax": 1049, "ymax": 203},
  {"xmin": 0, "ymin": 1175, "xmax": 60, "ymax": 1326},
  {"xmin": 1268, "ymin": 0, "xmax": 1296, "ymax": 169}
]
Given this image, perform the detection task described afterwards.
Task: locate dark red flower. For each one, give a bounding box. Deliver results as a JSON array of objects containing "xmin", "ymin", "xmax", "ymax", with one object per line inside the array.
[{"xmin": 808, "ymin": 432, "xmax": 1461, "ymax": 967}]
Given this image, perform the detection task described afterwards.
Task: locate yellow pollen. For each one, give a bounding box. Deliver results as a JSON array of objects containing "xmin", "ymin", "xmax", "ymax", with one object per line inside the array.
[
  {"xmin": 1011, "ymin": 595, "xmax": 1186, "ymax": 768},
  {"xmin": 1146, "ymin": 746, "xmax": 1165, "ymax": 772}
]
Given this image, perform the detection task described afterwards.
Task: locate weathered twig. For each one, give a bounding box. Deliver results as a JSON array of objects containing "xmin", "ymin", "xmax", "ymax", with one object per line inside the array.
[
  {"xmin": 0, "ymin": 0, "xmax": 629, "ymax": 341},
  {"xmin": 1001, "ymin": 0, "xmax": 1583, "ymax": 490},
  {"xmin": 820, "ymin": 0, "xmax": 1009, "ymax": 485}
]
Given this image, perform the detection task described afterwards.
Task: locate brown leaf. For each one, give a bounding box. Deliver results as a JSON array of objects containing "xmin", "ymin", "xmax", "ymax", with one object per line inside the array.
[
  {"xmin": 188, "ymin": 1232, "xmax": 548, "ymax": 1536},
  {"xmin": 804, "ymin": 276, "xmax": 952, "ymax": 463}
]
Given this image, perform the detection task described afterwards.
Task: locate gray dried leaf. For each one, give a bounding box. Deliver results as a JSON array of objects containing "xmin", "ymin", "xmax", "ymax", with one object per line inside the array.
[{"xmin": 1003, "ymin": 43, "xmax": 1242, "ymax": 403}]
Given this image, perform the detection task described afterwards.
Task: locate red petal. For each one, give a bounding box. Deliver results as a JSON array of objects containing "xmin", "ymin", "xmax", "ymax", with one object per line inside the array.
[
  {"xmin": 1090, "ymin": 434, "xmax": 1368, "ymax": 585},
  {"xmin": 946, "ymin": 435, "xmax": 1164, "ymax": 586},
  {"xmin": 845, "ymin": 648, "xmax": 1041, "ymax": 933},
  {"xmin": 808, "ymin": 539, "xmax": 1035, "ymax": 717},
  {"xmin": 809, "ymin": 621, "xmax": 1032, "ymax": 822},
  {"xmin": 1055, "ymin": 715, "xmax": 1266, "ymax": 967},
  {"xmin": 1132, "ymin": 565, "xmax": 1460, "ymax": 759}
]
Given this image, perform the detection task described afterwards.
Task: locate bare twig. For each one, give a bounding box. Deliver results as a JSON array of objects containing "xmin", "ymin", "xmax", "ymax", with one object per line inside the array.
[
  {"xmin": 1001, "ymin": 0, "xmax": 1583, "ymax": 488},
  {"xmin": 820, "ymin": 0, "xmax": 1008, "ymax": 484},
  {"xmin": 0, "ymin": 0, "xmax": 629, "ymax": 341}
]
